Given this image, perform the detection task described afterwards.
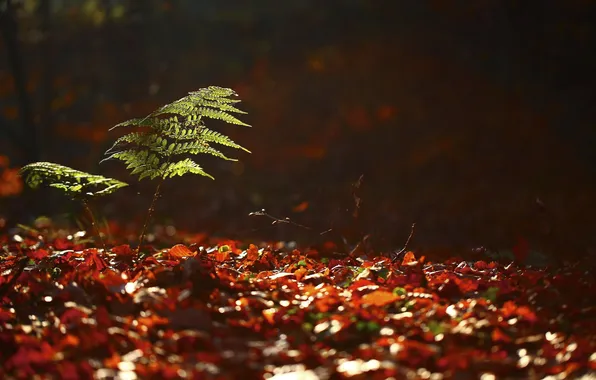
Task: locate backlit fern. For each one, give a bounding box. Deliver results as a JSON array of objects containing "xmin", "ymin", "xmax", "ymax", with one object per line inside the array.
[
  {"xmin": 102, "ymin": 86, "xmax": 251, "ymax": 252},
  {"xmin": 102, "ymin": 86, "xmax": 250, "ymax": 180},
  {"xmin": 20, "ymin": 162, "xmax": 128, "ymax": 198},
  {"xmin": 20, "ymin": 162, "xmax": 128, "ymax": 250}
]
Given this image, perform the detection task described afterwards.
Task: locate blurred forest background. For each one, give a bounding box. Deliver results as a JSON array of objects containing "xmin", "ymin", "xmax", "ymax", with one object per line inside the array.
[{"xmin": 1, "ymin": 0, "xmax": 595, "ymax": 258}]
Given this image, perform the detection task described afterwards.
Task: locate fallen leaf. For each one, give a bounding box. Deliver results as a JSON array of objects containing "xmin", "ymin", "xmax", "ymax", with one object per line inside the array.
[
  {"xmin": 361, "ymin": 290, "xmax": 399, "ymax": 307},
  {"xmin": 169, "ymin": 244, "xmax": 195, "ymax": 258}
]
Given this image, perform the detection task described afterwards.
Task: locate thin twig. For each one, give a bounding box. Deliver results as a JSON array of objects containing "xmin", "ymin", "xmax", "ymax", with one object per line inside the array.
[
  {"xmin": 392, "ymin": 223, "xmax": 416, "ymax": 263},
  {"xmin": 248, "ymin": 209, "xmax": 313, "ymax": 231},
  {"xmin": 137, "ymin": 180, "xmax": 164, "ymax": 254},
  {"xmin": 352, "ymin": 174, "xmax": 364, "ymax": 218},
  {"xmin": 81, "ymin": 199, "xmax": 106, "ymax": 251}
]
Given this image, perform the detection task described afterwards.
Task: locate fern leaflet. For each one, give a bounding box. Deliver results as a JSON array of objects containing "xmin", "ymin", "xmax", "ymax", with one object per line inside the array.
[{"xmin": 102, "ymin": 86, "xmax": 250, "ymax": 181}]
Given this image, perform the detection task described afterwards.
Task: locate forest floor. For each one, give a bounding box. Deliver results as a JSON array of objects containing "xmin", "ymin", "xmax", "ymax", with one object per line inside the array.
[{"xmin": 0, "ymin": 222, "xmax": 595, "ymax": 379}]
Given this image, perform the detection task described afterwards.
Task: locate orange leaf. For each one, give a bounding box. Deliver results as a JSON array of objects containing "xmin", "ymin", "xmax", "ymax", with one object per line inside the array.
[
  {"xmin": 169, "ymin": 244, "xmax": 194, "ymax": 258},
  {"xmin": 104, "ymin": 353, "xmax": 121, "ymax": 369},
  {"xmin": 246, "ymin": 244, "xmax": 260, "ymax": 260},
  {"xmin": 516, "ymin": 305, "xmax": 538, "ymax": 323},
  {"xmin": 215, "ymin": 250, "xmax": 230, "ymax": 262},
  {"xmin": 262, "ymin": 308, "xmax": 277, "ymax": 324},
  {"xmin": 401, "ymin": 251, "xmax": 417, "ymax": 265},
  {"xmin": 491, "ymin": 328, "xmax": 511, "ymax": 343},
  {"xmin": 58, "ymin": 334, "xmax": 80, "ymax": 349},
  {"xmin": 90, "ymin": 250, "xmax": 107, "ymax": 271},
  {"xmin": 501, "ymin": 300, "xmax": 517, "ymax": 318},
  {"xmin": 361, "ymin": 290, "xmax": 399, "ymax": 307},
  {"xmin": 294, "ymin": 267, "xmax": 307, "ymax": 281}
]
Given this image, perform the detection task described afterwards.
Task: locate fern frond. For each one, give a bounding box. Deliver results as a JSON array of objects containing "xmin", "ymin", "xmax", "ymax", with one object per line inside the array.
[
  {"xmin": 103, "ymin": 86, "xmax": 251, "ymax": 181},
  {"xmin": 20, "ymin": 162, "xmax": 128, "ymax": 198}
]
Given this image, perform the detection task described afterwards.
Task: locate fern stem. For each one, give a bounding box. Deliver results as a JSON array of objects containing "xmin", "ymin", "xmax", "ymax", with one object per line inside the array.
[
  {"xmin": 136, "ymin": 180, "xmax": 164, "ymax": 254},
  {"xmin": 81, "ymin": 200, "xmax": 107, "ymax": 251}
]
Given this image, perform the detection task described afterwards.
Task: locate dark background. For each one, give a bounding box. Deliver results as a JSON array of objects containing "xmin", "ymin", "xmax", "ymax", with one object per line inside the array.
[{"xmin": 1, "ymin": 1, "xmax": 595, "ymax": 258}]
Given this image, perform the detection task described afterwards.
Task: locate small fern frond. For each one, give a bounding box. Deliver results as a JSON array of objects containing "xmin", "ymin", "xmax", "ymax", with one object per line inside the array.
[
  {"xmin": 161, "ymin": 159, "xmax": 213, "ymax": 180},
  {"xmin": 20, "ymin": 162, "xmax": 128, "ymax": 198},
  {"xmin": 200, "ymin": 128, "xmax": 251, "ymax": 152},
  {"xmin": 150, "ymin": 86, "xmax": 250, "ymax": 126},
  {"xmin": 103, "ymin": 86, "xmax": 250, "ymax": 181},
  {"xmin": 104, "ymin": 132, "xmax": 166, "ymax": 156},
  {"xmin": 109, "ymin": 117, "xmax": 162, "ymax": 131}
]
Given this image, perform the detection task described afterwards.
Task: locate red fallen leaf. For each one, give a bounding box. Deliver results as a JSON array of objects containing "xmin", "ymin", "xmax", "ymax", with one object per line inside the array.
[
  {"xmin": 169, "ymin": 244, "xmax": 194, "ymax": 258},
  {"xmin": 214, "ymin": 250, "xmax": 230, "ymax": 262},
  {"xmin": 455, "ymin": 277, "xmax": 479, "ymax": 293},
  {"xmin": 196, "ymin": 351, "xmax": 223, "ymax": 365},
  {"xmin": 258, "ymin": 250, "xmax": 278, "ymax": 268},
  {"xmin": 401, "ymin": 251, "xmax": 417, "ymax": 265},
  {"xmin": 6, "ymin": 342, "xmax": 54, "ymax": 369},
  {"xmin": 60, "ymin": 308, "xmax": 86, "ymax": 325},
  {"xmin": 246, "ymin": 244, "xmax": 260, "ymax": 260},
  {"xmin": 501, "ymin": 301, "xmax": 514, "ymax": 318},
  {"xmin": 27, "ymin": 248, "xmax": 48, "ymax": 260},
  {"xmin": 512, "ymin": 237, "xmax": 530, "ymax": 263},
  {"xmin": 492, "ymin": 327, "xmax": 511, "ymax": 343},
  {"xmin": 90, "ymin": 249, "xmax": 107, "ymax": 271},
  {"xmin": 0, "ymin": 309, "xmax": 13, "ymax": 323},
  {"xmin": 57, "ymin": 362, "xmax": 79, "ymax": 380},
  {"xmin": 361, "ymin": 290, "xmax": 399, "ymax": 307},
  {"xmin": 349, "ymin": 279, "xmax": 378, "ymax": 291},
  {"xmin": 104, "ymin": 353, "xmax": 121, "ymax": 369},
  {"xmin": 315, "ymin": 295, "xmax": 340, "ymax": 313},
  {"xmin": 437, "ymin": 352, "xmax": 470, "ymax": 370},
  {"xmin": 516, "ymin": 305, "xmax": 538, "ymax": 323},
  {"xmin": 53, "ymin": 238, "xmax": 71, "ymax": 250},
  {"xmin": 111, "ymin": 244, "xmax": 133, "ymax": 256},
  {"xmin": 94, "ymin": 306, "xmax": 111, "ymax": 328},
  {"xmin": 137, "ymin": 314, "xmax": 169, "ymax": 329},
  {"xmin": 436, "ymin": 278, "xmax": 461, "ymax": 299},
  {"xmin": 57, "ymin": 334, "xmax": 80, "ymax": 350}
]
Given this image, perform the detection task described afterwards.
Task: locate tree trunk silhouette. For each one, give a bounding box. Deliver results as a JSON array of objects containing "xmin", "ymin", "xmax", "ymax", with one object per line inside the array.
[{"xmin": 0, "ymin": 0, "xmax": 35, "ymax": 165}]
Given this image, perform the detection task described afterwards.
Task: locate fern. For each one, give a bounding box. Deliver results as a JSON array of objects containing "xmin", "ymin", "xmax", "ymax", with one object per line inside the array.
[
  {"xmin": 101, "ymin": 86, "xmax": 251, "ymax": 253},
  {"xmin": 20, "ymin": 162, "xmax": 128, "ymax": 250},
  {"xmin": 102, "ymin": 86, "xmax": 250, "ymax": 181},
  {"xmin": 20, "ymin": 162, "xmax": 128, "ymax": 198}
]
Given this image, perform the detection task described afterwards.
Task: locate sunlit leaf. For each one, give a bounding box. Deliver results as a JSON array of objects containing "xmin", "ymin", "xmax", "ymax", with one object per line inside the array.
[
  {"xmin": 169, "ymin": 244, "xmax": 194, "ymax": 258},
  {"xmin": 361, "ymin": 290, "xmax": 399, "ymax": 307}
]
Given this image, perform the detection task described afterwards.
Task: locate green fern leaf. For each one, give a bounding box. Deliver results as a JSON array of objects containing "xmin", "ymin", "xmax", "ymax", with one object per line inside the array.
[
  {"xmin": 20, "ymin": 162, "xmax": 128, "ymax": 198},
  {"xmin": 103, "ymin": 86, "xmax": 251, "ymax": 181},
  {"xmin": 200, "ymin": 128, "xmax": 251, "ymax": 152}
]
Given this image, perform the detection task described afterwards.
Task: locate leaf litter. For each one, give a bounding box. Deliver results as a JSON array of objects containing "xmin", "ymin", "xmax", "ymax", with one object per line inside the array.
[{"xmin": 0, "ymin": 226, "xmax": 595, "ymax": 379}]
